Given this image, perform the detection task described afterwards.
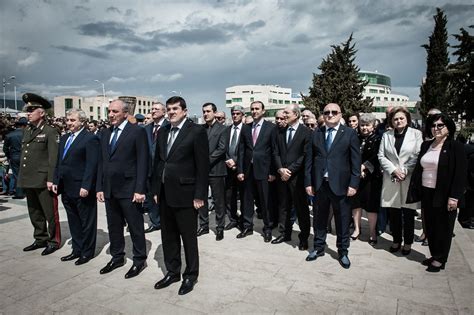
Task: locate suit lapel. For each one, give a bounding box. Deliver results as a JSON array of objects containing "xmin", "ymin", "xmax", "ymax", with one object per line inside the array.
[
  {"xmin": 110, "ymin": 123, "xmax": 131, "ymax": 155},
  {"xmin": 63, "ymin": 129, "xmax": 86, "ymax": 161},
  {"xmin": 166, "ymin": 120, "xmax": 191, "ymax": 159},
  {"xmin": 328, "ymin": 126, "xmax": 345, "ymax": 154},
  {"xmin": 286, "ymin": 125, "xmax": 302, "ymax": 150},
  {"xmin": 254, "ymin": 120, "xmax": 266, "ymax": 146}
]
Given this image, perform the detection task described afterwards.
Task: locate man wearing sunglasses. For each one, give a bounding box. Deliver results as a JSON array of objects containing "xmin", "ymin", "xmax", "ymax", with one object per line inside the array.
[{"xmin": 305, "ymin": 103, "xmax": 361, "ymax": 269}]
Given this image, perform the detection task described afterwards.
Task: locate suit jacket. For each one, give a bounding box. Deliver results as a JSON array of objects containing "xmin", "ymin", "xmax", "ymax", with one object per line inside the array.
[
  {"xmin": 96, "ymin": 122, "xmax": 148, "ymax": 199},
  {"xmin": 224, "ymin": 124, "xmax": 242, "ymax": 163},
  {"xmin": 378, "ymin": 127, "xmax": 422, "ymax": 209},
  {"xmin": 4, "ymin": 128, "xmax": 24, "ymax": 162},
  {"xmin": 407, "ymin": 139, "xmax": 467, "ymax": 207},
  {"xmin": 273, "ymin": 124, "xmax": 312, "ymax": 179},
  {"xmin": 204, "ymin": 121, "xmax": 227, "ymax": 177},
  {"xmin": 305, "ymin": 125, "xmax": 361, "ymax": 196},
  {"xmin": 151, "ymin": 120, "xmax": 209, "ymax": 208},
  {"xmin": 144, "ymin": 120, "xmax": 169, "ymax": 163},
  {"xmin": 237, "ymin": 120, "xmax": 276, "ymax": 180},
  {"xmin": 53, "ymin": 129, "xmax": 99, "ymax": 198}
]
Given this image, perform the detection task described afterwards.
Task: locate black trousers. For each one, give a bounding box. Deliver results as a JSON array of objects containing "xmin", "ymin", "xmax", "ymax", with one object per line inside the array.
[
  {"xmin": 388, "ymin": 207, "xmax": 415, "ymax": 245},
  {"xmin": 61, "ymin": 193, "xmax": 97, "ymax": 258},
  {"xmin": 458, "ymin": 189, "xmax": 473, "ymax": 224},
  {"xmin": 225, "ymin": 168, "xmax": 243, "ymax": 225},
  {"xmin": 242, "ymin": 166, "xmax": 272, "ymax": 232},
  {"xmin": 199, "ymin": 176, "xmax": 226, "ymax": 231},
  {"xmin": 422, "ymin": 187, "xmax": 457, "ymax": 263},
  {"xmin": 160, "ymin": 186, "xmax": 199, "ymax": 281},
  {"xmin": 276, "ymin": 175, "xmax": 310, "ymax": 241},
  {"xmin": 105, "ymin": 196, "xmax": 147, "ymax": 265},
  {"xmin": 313, "ymin": 181, "xmax": 351, "ymax": 255}
]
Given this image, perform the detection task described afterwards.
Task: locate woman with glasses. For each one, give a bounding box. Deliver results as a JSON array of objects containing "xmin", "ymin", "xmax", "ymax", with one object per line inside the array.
[
  {"xmin": 378, "ymin": 106, "xmax": 423, "ymax": 255},
  {"xmin": 407, "ymin": 113, "xmax": 467, "ymax": 272}
]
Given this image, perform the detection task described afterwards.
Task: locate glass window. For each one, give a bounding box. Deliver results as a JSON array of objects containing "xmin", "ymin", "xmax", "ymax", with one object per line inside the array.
[
  {"xmin": 250, "ymin": 97, "xmax": 254, "ymax": 102},
  {"xmin": 278, "ymin": 100, "xmax": 283, "ymax": 104},
  {"xmin": 138, "ymin": 100, "xmax": 142, "ymax": 105},
  {"xmin": 89, "ymin": 106, "xmax": 93, "ymax": 112},
  {"xmin": 284, "ymin": 100, "xmax": 290, "ymax": 104},
  {"xmin": 226, "ymin": 100, "xmax": 232, "ymax": 104},
  {"xmin": 376, "ymin": 97, "xmax": 381, "ymax": 101},
  {"xmin": 232, "ymin": 98, "xmax": 242, "ymax": 102},
  {"xmin": 384, "ymin": 97, "xmax": 388, "ymax": 101},
  {"xmin": 272, "ymin": 99, "xmax": 277, "ymax": 103},
  {"xmin": 65, "ymin": 98, "xmax": 73, "ymax": 110}
]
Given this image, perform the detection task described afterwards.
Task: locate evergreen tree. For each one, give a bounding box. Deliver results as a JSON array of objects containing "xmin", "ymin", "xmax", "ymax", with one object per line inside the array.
[
  {"xmin": 303, "ymin": 34, "xmax": 372, "ymax": 116},
  {"xmin": 420, "ymin": 8, "xmax": 450, "ymax": 116}
]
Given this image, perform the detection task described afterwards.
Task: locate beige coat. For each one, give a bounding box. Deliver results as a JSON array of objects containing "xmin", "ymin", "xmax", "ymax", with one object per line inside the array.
[{"xmin": 378, "ymin": 127, "xmax": 422, "ymax": 210}]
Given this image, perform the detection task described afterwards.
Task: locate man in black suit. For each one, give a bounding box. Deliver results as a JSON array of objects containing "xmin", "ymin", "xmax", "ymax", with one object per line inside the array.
[
  {"xmin": 143, "ymin": 102, "xmax": 168, "ymax": 233},
  {"xmin": 52, "ymin": 108, "xmax": 99, "ymax": 265},
  {"xmin": 223, "ymin": 105, "xmax": 245, "ymax": 231},
  {"xmin": 96, "ymin": 99, "xmax": 148, "ymax": 279},
  {"xmin": 152, "ymin": 96, "xmax": 209, "ymax": 296},
  {"xmin": 237, "ymin": 101, "xmax": 276, "ymax": 242},
  {"xmin": 305, "ymin": 103, "xmax": 361, "ymax": 269},
  {"xmin": 198, "ymin": 103, "xmax": 227, "ymax": 240},
  {"xmin": 272, "ymin": 104, "xmax": 311, "ymax": 250},
  {"xmin": 3, "ymin": 117, "xmax": 28, "ymax": 199}
]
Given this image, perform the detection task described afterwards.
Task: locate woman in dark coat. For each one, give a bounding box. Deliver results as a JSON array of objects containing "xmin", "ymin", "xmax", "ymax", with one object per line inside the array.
[{"xmin": 407, "ymin": 113, "xmax": 467, "ymax": 272}]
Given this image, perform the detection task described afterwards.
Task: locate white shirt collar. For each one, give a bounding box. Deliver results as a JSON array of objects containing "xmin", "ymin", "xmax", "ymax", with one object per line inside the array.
[{"xmin": 115, "ymin": 119, "xmax": 128, "ymax": 131}]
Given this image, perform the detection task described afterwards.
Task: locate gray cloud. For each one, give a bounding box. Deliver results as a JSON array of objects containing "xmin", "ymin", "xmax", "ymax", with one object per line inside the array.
[
  {"xmin": 74, "ymin": 5, "xmax": 90, "ymax": 11},
  {"xmin": 292, "ymin": 34, "xmax": 311, "ymax": 44},
  {"xmin": 53, "ymin": 45, "xmax": 110, "ymax": 59},
  {"xmin": 106, "ymin": 6, "xmax": 121, "ymax": 14}
]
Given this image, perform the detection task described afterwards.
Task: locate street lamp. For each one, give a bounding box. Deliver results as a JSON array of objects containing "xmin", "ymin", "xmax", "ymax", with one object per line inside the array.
[
  {"xmin": 2, "ymin": 76, "xmax": 15, "ymax": 114},
  {"xmin": 94, "ymin": 79, "xmax": 106, "ymax": 119}
]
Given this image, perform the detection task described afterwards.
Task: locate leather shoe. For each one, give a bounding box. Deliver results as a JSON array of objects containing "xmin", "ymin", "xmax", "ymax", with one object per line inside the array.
[
  {"xmin": 306, "ymin": 250, "xmax": 325, "ymax": 261},
  {"xmin": 197, "ymin": 227, "xmax": 209, "ymax": 237},
  {"xmin": 155, "ymin": 274, "xmax": 181, "ymax": 289},
  {"xmin": 100, "ymin": 259, "xmax": 125, "ymax": 274},
  {"xmin": 23, "ymin": 242, "xmax": 47, "ymax": 252},
  {"xmin": 144, "ymin": 225, "xmax": 160, "ymax": 233},
  {"xmin": 264, "ymin": 232, "xmax": 272, "ymax": 243},
  {"xmin": 236, "ymin": 228, "xmax": 253, "ymax": 239},
  {"xmin": 216, "ymin": 230, "xmax": 224, "ymax": 241},
  {"xmin": 41, "ymin": 245, "xmax": 58, "ymax": 256},
  {"xmin": 61, "ymin": 252, "xmax": 80, "ymax": 261},
  {"xmin": 298, "ymin": 240, "xmax": 309, "ymax": 251},
  {"xmin": 271, "ymin": 234, "xmax": 291, "ymax": 244},
  {"xmin": 178, "ymin": 278, "xmax": 196, "ymax": 295},
  {"xmin": 224, "ymin": 222, "xmax": 239, "ymax": 231},
  {"xmin": 75, "ymin": 256, "xmax": 91, "ymax": 265},
  {"xmin": 460, "ymin": 221, "xmax": 474, "ymax": 229},
  {"xmin": 338, "ymin": 255, "xmax": 351, "ymax": 269},
  {"xmin": 125, "ymin": 263, "xmax": 147, "ymax": 279}
]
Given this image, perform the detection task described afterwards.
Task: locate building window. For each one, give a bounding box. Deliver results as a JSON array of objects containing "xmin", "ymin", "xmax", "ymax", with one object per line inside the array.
[
  {"xmin": 376, "ymin": 97, "xmax": 381, "ymax": 101},
  {"xmin": 284, "ymin": 100, "xmax": 290, "ymax": 104},
  {"xmin": 278, "ymin": 100, "xmax": 283, "ymax": 104},
  {"xmin": 232, "ymin": 98, "xmax": 242, "ymax": 102},
  {"xmin": 226, "ymin": 100, "xmax": 232, "ymax": 104},
  {"xmin": 90, "ymin": 116, "xmax": 93, "ymax": 120},
  {"xmin": 242, "ymin": 91, "xmax": 249, "ymax": 93},
  {"xmin": 384, "ymin": 97, "xmax": 388, "ymax": 101},
  {"xmin": 89, "ymin": 106, "xmax": 94, "ymax": 112},
  {"xmin": 272, "ymin": 99, "xmax": 277, "ymax": 103},
  {"xmin": 397, "ymin": 98, "xmax": 400, "ymax": 101},
  {"xmin": 250, "ymin": 97, "xmax": 254, "ymax": 102},
  {"xmin": 78, "ymin": 99, "xmax": 81, "ymax": 109},
  {"xmin": 138, "ymin": 100, "xmax": 141, "ymax": 105},
  {"xmin": 65, "ymin": 98, "xmax": 73, "ymax": 110},
  {"xmin": 369, "ymin": 89, "xmax": 378, "ymax": 94}
]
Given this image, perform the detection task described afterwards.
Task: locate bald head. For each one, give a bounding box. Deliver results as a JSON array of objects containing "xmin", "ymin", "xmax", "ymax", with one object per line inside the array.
[{"xmin": 323, "ymin": 103, "xmax": 342, "ymax": 128}]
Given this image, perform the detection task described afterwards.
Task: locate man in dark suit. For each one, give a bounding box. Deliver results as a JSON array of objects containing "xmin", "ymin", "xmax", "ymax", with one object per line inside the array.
[
  {"xmin": 198, "ymin": 103, "xmax": 227, "ymax": 240},
  {"xmin": 272, "ymin": 104, "xmax": 312, "ymax": 250},
  {"xmin": 223, "ymin": 105, "xmax": 245, "ymax": 231},
  {"xmin": 143, "ymin": 102, "xmax": 168, "ymax": 233},
  {"xmin": 237, "ymin": 101, "xmax": 276, "ymax": 242},
  {"xmin": 96, "ymin": 99, "xmax": 148, "ymax": 279},
  {"xmin": 152, "ymin": 96, "xmax": 209, "ymax": 296},
  {"xmin": 3, "ymin": 117, "xmax": 28, "ymax": 199},
  {"xmin": 305, "ymin": 103, "xmax": 361, "ymax": 269},
  {"xmin": 52, "ymin": 108, "xmax": 99, "ymax": 265}
]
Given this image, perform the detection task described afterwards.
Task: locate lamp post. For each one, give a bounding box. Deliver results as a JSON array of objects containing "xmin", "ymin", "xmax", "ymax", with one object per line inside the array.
[
  {"xmin": 3, "ymin": 76, "xmax": 15, "ymax": 114},
  {"xmin": 94, "ymin": 79, "xmax": 106, "ymax": 119}
]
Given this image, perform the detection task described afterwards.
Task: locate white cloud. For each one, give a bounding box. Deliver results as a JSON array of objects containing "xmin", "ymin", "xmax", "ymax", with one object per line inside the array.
[
  {"xmin": 17, "ymin": 52, "xmax": 40, "ymax": 67},
  {"xmin": 107, "ymin": 76, "xmax": 137, "ymax": 83},
  {"xmin": 149, "ymin": 73, "xmax": 183, "ymax": 83}
]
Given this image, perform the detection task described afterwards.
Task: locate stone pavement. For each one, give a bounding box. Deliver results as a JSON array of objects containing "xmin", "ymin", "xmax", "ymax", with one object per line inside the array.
[{"xmin": 0, "ymin": 197, "xmax": 472, "ymax": 314}]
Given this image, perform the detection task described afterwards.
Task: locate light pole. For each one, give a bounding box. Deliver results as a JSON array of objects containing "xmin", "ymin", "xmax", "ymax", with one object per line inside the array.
[
  {"xmin": 94, "ymin": 79, "xmax": 106, "ymax": 119},
  {"xmin": 3, "ymin": 76, "xmax": 15, "ymax": 114}
]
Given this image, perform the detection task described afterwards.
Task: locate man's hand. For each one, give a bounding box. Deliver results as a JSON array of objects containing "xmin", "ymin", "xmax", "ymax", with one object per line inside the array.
[
  {"xmin": 47, "ymin": 181, "xmax": 54, "ymax": 191},
  {"xmin": 154, "ymin": 195, "xmax": 158, "ymax": 204},
  {"xmin": 97, "ymin": 191, "xmax": 105, "ymax": 202},
  {"xmin": 278, "ymin": 168, "xmax": 292, "ymax": 181},
  {"xmin": 237, "ymin": 173, "xmax": 245, "ymax": 181},
  {"xmin": 51, "ymin": 185, "xmax": 58, "ymax": 194},
  {"xmin": 268, "ymin": 175, "xmax": 276, "ymax": 182},
  {"xmin": 132, "ymin": 193, "xmax": 145, "ymax": 203},
  {"xmin": 225, "ymin": 159, "xmax": 236, "ymax": 169},
  {"xmin": 347, "ymin": 187, "xmax": 357, "ymax": 197},
  {"xmin": 305, "ymin": 186, "xmax": 315, "ymax": 196},
  {"xmin": 79, "ymin": 188, "xmax": 89, "ymax": 198},
  {"xmin": 193, "ymin": 199, "xmax": 204, "ymax": 209}
]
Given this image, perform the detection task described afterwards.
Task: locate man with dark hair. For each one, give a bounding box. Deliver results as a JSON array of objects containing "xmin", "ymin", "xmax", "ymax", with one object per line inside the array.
[
  {"xmin": 3, "ymin": 117, "xmax": 28, "ymax": 199},
  {"xmin": 199, "ymin": 102, "xmax": 227, "ymax": 240},
  {"xmin": 152, "ymin": 96, "xmax": 209, "ymax": 295}
]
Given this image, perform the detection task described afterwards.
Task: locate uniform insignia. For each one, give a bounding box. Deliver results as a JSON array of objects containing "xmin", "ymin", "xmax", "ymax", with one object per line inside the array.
[{"xmin": 37, "ymin": 134, "xmax": 46, "ymax": 138}]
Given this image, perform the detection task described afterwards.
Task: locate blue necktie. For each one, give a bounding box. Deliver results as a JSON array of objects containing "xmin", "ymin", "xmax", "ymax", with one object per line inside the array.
[
  {"xmin": 287, "ymin": 127, "xmax": 294, "ymax": 144},
  {"xmin": 110, "ymin": 127, "xmax": 119, "ymax": 151},
  {"xmin": 62, "ymin": 134, "xmax": 74, "ymax": 159},
  {"xmin": 325, "ymin": 127, "xmax": 334, "ymax": 152}
]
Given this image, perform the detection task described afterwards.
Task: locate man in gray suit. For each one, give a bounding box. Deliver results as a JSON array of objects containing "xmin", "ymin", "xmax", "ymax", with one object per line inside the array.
[{"xmin": 198, "ymin": 103, "xmax": 227, "ymax": 241}]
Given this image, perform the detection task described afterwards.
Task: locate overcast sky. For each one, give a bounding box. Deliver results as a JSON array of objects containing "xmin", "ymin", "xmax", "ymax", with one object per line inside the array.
[{"xmin": 1, "ymin": 0, "xmax": 473, "ymax": 115}]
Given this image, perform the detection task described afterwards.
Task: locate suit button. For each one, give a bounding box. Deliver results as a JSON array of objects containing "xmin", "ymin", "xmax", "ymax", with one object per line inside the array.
[
  {"xmin": 23, "ymin": 164, "xmax": 26, "ymax": 167},
  {"xmin": 27, "ymin": 144, "xmax": 30, "ymax": 147},
  {"xmin": 25, "ymin": 150, "xmax": 28, "ymax": 153},
  {"xmin": 24, "ymin": 157, "xmax": 27, "ymax": 160}
]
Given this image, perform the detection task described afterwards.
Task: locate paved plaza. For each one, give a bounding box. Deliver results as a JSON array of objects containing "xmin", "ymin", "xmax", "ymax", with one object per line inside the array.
[{"xmin": 0, "ymin": 196, "xmax": 472, "ymax": 314}]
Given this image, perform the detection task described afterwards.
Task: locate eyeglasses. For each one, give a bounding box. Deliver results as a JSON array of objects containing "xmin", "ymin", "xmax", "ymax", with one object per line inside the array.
[
  {"xmin": 323, "ymin": 110, "xmax": 340, "ymax": 116},
  {"xmin": 306, "ymin": 123, "xmax": 315, "ymax": 128},
  {"xmin": 431, "ymin": 123, "xmax": 446, "ymax": 130},
  {"xmin": 231, "ymin": 112, "xmax": 242, "ymax": 116}
]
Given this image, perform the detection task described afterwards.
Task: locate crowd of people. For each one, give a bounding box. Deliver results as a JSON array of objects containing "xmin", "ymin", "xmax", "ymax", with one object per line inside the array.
[{"xmin": 1, "ymin": 92, "xmax": 473, "ymax": 295}]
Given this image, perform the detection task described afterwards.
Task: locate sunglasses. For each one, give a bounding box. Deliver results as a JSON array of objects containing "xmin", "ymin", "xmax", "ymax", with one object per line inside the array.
[
  {"xmin": 323, "ymin": 110, "xmax": 340, "ymax": 116},
  {"xmin": 306, "ymin": 124, "xmax": 315, "ymax": 128},
  {"xmin": 431, "ymin": 123, "xmax": 445, "ymax": 130}
]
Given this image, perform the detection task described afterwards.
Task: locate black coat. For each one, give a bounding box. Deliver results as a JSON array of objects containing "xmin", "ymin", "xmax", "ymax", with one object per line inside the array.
[{"xmin": 203, "ymin": 121, "xmax": 227, "ymax": 177}]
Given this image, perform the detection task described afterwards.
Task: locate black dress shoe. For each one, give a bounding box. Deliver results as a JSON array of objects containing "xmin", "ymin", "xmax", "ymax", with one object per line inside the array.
[
  {"xmin": 236, "ymin": 228, "xmax": 253, "ymax": 239},
  {"xmin": 216, "ymin": 230, "xmax": 224, "ymax": 241},
  {"xmin": 426, "ymin": 263, "xmax": 445, "ymax": 272},
  {"xmin": 23, "ymin": 242, "xmax": 47, "ymax": 252},
  {"xmin": 389, "ymin": 244, "xmax": 401, "ymax": 253},
  {"xmin": 421, "ymin": 257, "xmax": 434, "ymax": 266},
  {"xmin": 368, "ymin": 237, "xmax": 378, "ymax": 246},
  {"xmin": 144, "ymin": 225, "xmax": 161, "ymax": 233},
  {"xmin": 155, "ymin": 274, "xmax": 181, "ymax": 289},
  {"xmin": 271, "ymin": 234, "xmax": 291, "ymax": 244},
  {"xmin": 306, "ymin": 250, "xmax": 325, "ymax": 261},
  {"xmin": 125, "ymin": 263, "xmax": 147, "ymax": 279},
  {"xmin": 178, "ymin": 278, "xmax": 196, "ymax": 295},
  {"xmin": 75, "ymin": 256, "xmax": 91, "ymax": 265},
  {"xmin": 460, "ymin": 221, "xmax": 474, "ymax": 229},
  {"xmin": 197, "ymin": 227, "xmax": 209, "ymax": 237},
  {"xmin": 298, "ymin": 240, "xmax": 309, "ymax": 251},
  {"xmin": 41, "ymin": 245, "xmax": 58, "ymax": 256},
  {"xmin": 100, "ymin": 259, "xmax": 125, "ymax": 274},
  {"xmin": 264, "ymin": 232, "xmax": 272, "ymax": 243},
  {"xmin": 338, "ymin": 255, "xmax": 351, "ymax": 269},
  {"xmin": 224, "ymin": 222, "xmax": 238, "ymax": 231},
  {"xmin": 401, "ymin": 247, "xmax": 411, "ymax": 256},
  {"xmin": 61, "ymin": 253, "xmax": 80, "ymax": 261}
]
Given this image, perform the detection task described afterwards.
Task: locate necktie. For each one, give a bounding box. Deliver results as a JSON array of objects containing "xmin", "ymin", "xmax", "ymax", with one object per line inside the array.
[
  {"xmin": 153, "ymin": 124, "xmax": 160, "ymax": 142},
  {"xmin": 325, "ymin": 127, "xmax": 334, "ymax": 152},
  {"xmin": 110, "ymin": 127, "xmax": 119, "ymax": 151},
  {"xmin": 167, "ymin": 127, "xmax": 178, "ymax": 156},
  {"xmin": 287, "ymin": 127, "xmax": 294, "ymax": 144},
  {"xmin": 62, "ymin": 133, "xmax": 74, "ymax": 159},
  {"xmin": 252, "ymin": 123, "xmax": 259, "ymax": 146},
  {"xmin": 230, "ymin": 126, "xmax": 238, "ymax": 156}
]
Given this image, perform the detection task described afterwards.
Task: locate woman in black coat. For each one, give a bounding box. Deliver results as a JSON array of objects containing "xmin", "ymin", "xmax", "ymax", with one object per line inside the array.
[{"xmin": 407, "ymin": 113, "xmax": 467, "ymax": 272}]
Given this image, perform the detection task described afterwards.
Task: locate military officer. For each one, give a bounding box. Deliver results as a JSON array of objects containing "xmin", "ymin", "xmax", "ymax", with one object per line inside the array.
[{"xmin": 18, "ymin": 93, "xmax": 61, "ymax": 255}]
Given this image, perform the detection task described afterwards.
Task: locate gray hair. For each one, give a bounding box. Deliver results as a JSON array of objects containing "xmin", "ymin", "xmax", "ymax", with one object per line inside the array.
[
  {"xmin": 111, "ymin": 99, "xmax": 130, "ymax": 112},
  {"xmin": 359, "ymin": 113, "xmax": 376, "ymax": 126},
  {"xmin": 287, "ymin": 104, "xmax": 301, "ymax": 118},
  {"xmin": 66, "ymin": 108, "xmax": 87, "ymax": 122}
]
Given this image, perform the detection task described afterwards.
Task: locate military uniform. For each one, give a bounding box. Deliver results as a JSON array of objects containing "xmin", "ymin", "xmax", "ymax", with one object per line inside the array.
[{"xmin": 18, "ymin": 93, "xmax": 61, "ymax": 252}]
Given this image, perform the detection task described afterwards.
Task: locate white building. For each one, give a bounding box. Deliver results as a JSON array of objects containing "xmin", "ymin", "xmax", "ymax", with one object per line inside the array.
[
  {"xmin": 225, "ymin": 85, "xmax": 303, "ymax": 119},
  {"xmin": 53, "ymin": 95, "xmax": 157, "ymax": 120}
]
